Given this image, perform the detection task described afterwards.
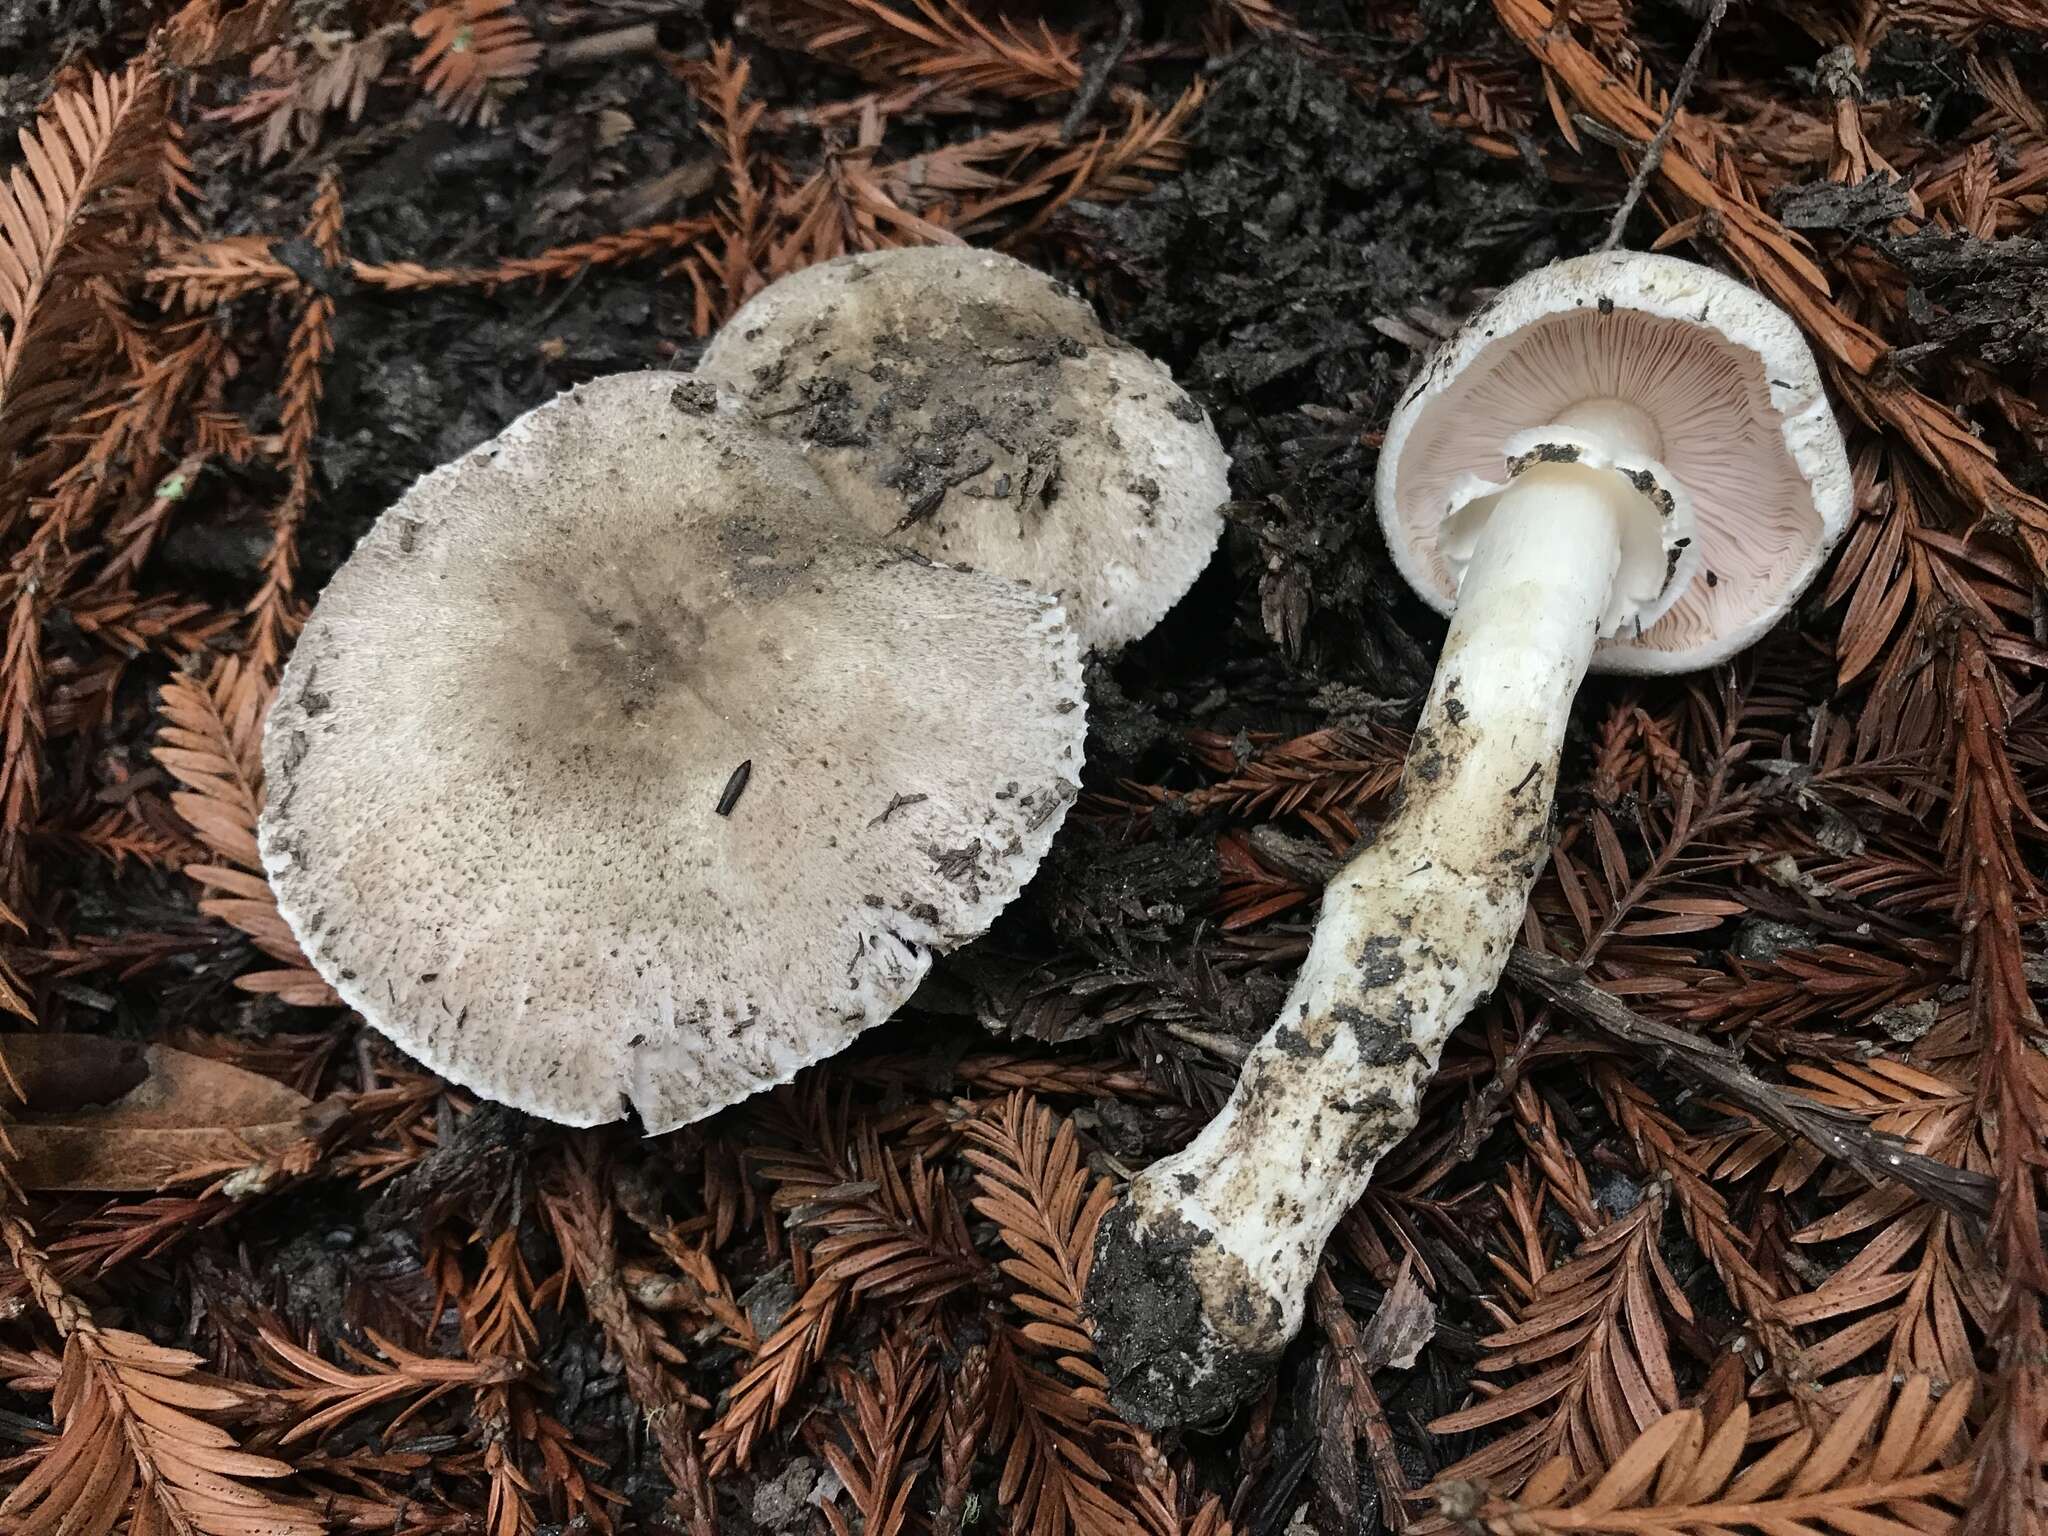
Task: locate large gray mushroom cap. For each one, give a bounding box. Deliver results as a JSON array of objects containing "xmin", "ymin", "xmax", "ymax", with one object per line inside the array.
[
  {"xmin": 259, "ymin": 373, "xmax": 1086, "ymax": 1131},
  {"xmin": 697, "ymin": 246, "xmax": 1230, "ymax": 652}
]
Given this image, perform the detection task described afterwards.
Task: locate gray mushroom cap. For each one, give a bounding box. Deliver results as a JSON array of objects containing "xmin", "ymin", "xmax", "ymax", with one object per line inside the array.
[
  {"xmin": 697, "ymin": 246, "xmax": 1231, "ymax": 652},
  {"xmin": 259, "ymin": 373, "xmax": 1086, "ymax": 1131}
]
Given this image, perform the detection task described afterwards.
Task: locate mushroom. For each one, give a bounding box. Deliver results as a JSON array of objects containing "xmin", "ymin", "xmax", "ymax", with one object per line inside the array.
[
  {"xmin": 697, "ymin": 246, "xmax": 1231, "ymax": 651},
  {"xmin": 1083, "ymin": 252, "xmax": 1853, "ymax": 1427},
  {"xmin": 260, "ymin": 374, "xmax": 1087, "ymax": 1132}
]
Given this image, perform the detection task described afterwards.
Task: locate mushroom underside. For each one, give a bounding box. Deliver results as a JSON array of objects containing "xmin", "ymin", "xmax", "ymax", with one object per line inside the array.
[{"xmin": 1389, "ymin": 304, "xmax": 1836, "ymax": 669}]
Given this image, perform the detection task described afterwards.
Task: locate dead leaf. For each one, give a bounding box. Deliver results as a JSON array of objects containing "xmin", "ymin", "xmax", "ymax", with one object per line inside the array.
[
  {"xmin": 1360, "ymin": 1254, "xmax": 1438, "ymax": 1371},
  {"xmin": 0, "ymin": 1034, "xmax": 314, "ymax": 1190}
]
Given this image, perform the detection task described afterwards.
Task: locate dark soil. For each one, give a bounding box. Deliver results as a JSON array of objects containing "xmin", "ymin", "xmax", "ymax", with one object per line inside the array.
[{"xmin": 10, "ymin": 1, "xmax": 2015, "ymax": 1531}]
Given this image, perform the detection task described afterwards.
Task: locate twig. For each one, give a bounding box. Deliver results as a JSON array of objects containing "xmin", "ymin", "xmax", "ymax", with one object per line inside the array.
[
  {"xmin": 1060, "ymin": 0, "xmax": 1139, "ymax": 141},
  {"xmin": 1311, "ymin": 1269, "xmax": 1413, "ymax": 1533},
  {"xmin": 1598, "ymin": 0, "xmax": 1727, "ymax": 252},
  {"xmin": 1504, "ymin": 947, "xmax": 2003, "ymax": 1227},
  {"xmin": 1449, "ymin": 1004, "xmax": 1554, "ymax": 1162},
  {"xmin": 547, "ymin": 23, "xmax": 659, "ymax": 68}
]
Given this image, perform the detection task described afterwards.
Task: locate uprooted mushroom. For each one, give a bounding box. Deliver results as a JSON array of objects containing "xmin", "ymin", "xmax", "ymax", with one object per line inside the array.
[{"xmin": 1083, "ymin": 252, "xmax": 1855, "ymax": 1427}]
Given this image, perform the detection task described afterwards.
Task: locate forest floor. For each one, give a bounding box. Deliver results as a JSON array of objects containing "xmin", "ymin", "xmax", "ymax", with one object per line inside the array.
[{"xmin": 1, "ymin": 1, "xmax": 2046, "ymax": 1533}]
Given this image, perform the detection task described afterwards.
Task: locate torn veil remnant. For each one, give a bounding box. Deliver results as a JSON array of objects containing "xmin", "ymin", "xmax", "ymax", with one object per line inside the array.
[
  {"xmin": 1084, "ymin": 252, "xmax": 1852, "ymax": 1427},
  {"xmin": 697, "ymin": 245, "xmax": 1231, "ymax": 651},
  {"xmin": 260, "ymin": 374, "xmax": 1086, "ymax": 1132}
]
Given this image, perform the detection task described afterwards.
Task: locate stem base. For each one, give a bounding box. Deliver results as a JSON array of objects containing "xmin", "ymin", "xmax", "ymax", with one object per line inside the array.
[{"xmin": 1087, "ymin": 1202, "xmax": 1282, "ymax": 1428}]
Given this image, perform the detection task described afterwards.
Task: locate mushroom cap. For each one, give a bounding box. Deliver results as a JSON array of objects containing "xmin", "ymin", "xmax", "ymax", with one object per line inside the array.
[
  {"xmin": 259, "ymin": 373, "xmax": 1086, "ymax": 1132},
  {"xmin": 697, "ymin": 246, "xmax": 1230, "ymax": 652},
  {"xmin": 1377, "ymin": 251, "xmax": 1852, "ymax": 673}
]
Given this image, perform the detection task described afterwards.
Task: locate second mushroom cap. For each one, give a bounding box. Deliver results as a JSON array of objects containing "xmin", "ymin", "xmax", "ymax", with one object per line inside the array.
[{"xmin": 698, "ymin": 246, "xmax": 1232, "ymax": 651}]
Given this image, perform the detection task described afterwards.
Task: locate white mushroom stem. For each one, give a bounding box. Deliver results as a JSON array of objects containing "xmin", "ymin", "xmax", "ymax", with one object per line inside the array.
[{"xmin": 1086, "ymin": 444, "xmax": 1664, "ymax": 1428}]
